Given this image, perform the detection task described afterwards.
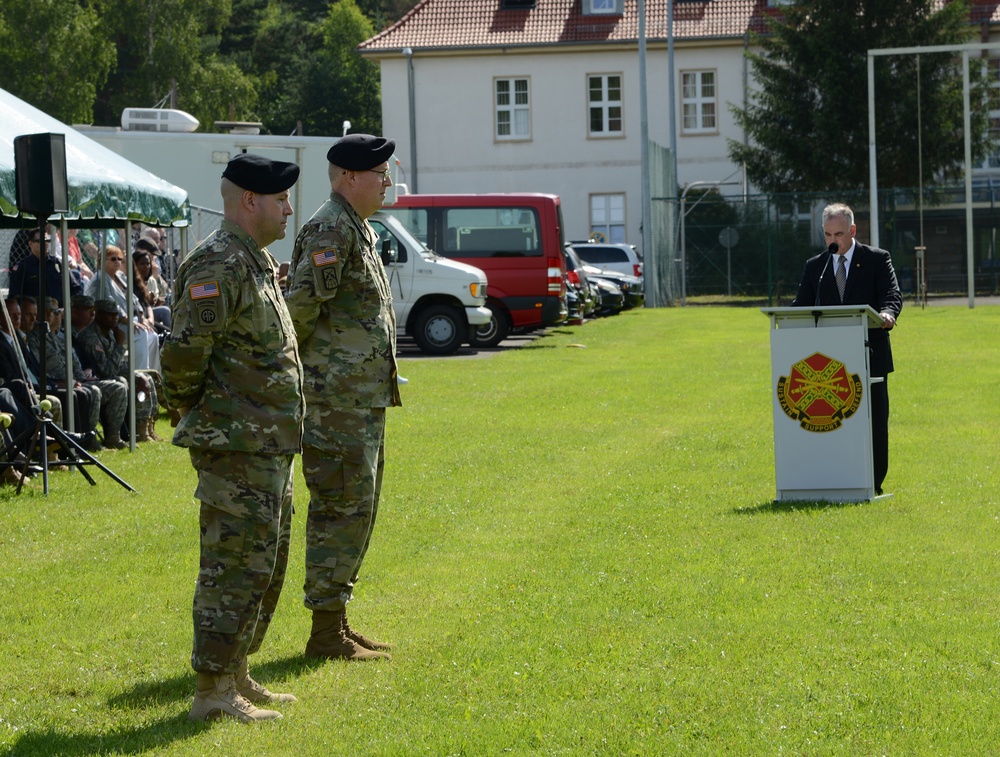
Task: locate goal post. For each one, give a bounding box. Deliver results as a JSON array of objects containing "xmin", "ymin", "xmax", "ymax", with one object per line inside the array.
[{"xmin": 867, "ymin": 41, "xmax": 1000, "ymax": 309}]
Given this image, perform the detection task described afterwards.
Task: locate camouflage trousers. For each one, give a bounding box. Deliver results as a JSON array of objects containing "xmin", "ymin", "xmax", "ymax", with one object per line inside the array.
[
  {"xmin": 189, "ymin": 448, "xmax": 294, "ymax": 674},
  {"xmin": 302, "ymin": 407, "xmax": 386, "ymax": 612},
  {"xmin": 87, "ymin": 378, "xmax": 128, "ymax": 440}
]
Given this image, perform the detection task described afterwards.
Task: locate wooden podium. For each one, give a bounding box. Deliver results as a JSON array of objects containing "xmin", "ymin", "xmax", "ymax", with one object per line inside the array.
[{"xmin": 761, "ymin": 306, "xmax": 885, "ymax": 502}]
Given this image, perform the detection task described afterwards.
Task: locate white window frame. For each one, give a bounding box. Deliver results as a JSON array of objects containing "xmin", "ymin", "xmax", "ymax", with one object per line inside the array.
[
  {"xmin": 589, "ymin": 193, "xmax": 627, "ymax": 244},
  {"xmin": 495, "ymin": 77, "xmax": 531, "ymax": 141},
  {"xmin": 681, "ymin": 69, "xmax": 718, "ymax": 135},
  {"xmin": 583, "ymin": 0, "xmax": 624, "ymax": 14},
  {"xmin": 587, "ymin": 73, "xmax": 624, "ymax": 138}
]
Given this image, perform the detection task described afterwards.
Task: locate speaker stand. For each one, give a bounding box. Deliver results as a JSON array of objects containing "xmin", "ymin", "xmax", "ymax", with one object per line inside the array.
[{"xmin": 3, "ymin": 410, "xmax": 135, "ymax": 494}]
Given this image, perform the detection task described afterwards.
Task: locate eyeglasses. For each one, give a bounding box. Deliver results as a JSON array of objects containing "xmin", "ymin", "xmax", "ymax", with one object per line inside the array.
[
  {"xmin": 367, "ymin": 168, "xmax": 391, "ymax": 181},
  {"xmin": 107, "ymin": 257, "xmax": 123, "ymax": 262}
]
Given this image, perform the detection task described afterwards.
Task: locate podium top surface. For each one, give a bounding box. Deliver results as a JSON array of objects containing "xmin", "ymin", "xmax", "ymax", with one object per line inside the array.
[{"xmin": 761, "ymin": 305, "xmax": 884, "ymax": 327}]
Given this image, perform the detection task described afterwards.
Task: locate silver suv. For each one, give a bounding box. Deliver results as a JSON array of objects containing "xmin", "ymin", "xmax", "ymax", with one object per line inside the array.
[{"xmin": 568, "ymin": 242, "xmax": 643, "ymax": 280}]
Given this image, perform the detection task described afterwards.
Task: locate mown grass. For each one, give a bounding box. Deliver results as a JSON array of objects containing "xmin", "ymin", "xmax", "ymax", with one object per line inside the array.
[{"xmin": 1, "ymin": 303, "xmax": 998, "ymax": 755}]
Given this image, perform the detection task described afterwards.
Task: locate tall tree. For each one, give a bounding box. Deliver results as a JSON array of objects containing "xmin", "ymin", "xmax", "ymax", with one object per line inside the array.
[
  {"xmin": 92, "ymin": 0, "xmax": 258, "ymax": 130},
  {"xmin": 255, "ymin": 0, "xmax": 381, "ymax": 136},
  {"xmin": 729, "ymin": 0, "xmax": 991, "ymax": 193},
  {"xmin": 0, "ymin": 0, "xmax": 115, "ymax": 123}
]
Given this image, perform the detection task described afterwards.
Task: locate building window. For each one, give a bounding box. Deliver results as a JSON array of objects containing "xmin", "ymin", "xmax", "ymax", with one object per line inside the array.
[
  {"xmin": 681, "ymin": 70, "xmax": 717, "ymax": 134},
  {"xmin": 583, "ymin": 0, "xmax": 624, "ymax": 14},
  {"xmin": 588, "ymin": 74, "xmax": 623, "ymax": 137},
  {"xmin": 590, "ymin": 193, "xmax": 626, "ymax": 243},
  {"xmin": 495, "ymin": 77, "xmax": 531, "ymax": 140}
]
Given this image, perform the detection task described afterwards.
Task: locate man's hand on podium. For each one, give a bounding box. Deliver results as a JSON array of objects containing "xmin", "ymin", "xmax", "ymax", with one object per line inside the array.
[{"xmin": 879, "ymin": 311, "xmax": 896, "ymax": 330}]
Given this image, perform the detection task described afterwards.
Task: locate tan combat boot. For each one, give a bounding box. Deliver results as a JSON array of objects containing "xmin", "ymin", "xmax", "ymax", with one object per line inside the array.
[
  {"xmin": 343, "ymin": 613, "xmax": 393, "ymax": 652},
  {"xmin": 304, "ymin": 610, "xmax": 391, "ymax": 661},
  {"xmin": 147, "ymin": 419, "xmax": 163, "ymax": 441},
  {"xmin": 235, "ymin": 658, "xmax": 297, "ymax": 705},
  {"xmin": 135, "ymin": 420, "xmax": 150, "ymax": 442},
  {"xmin": 189, "ymin": 672, "xmax": 283, "ymax": 723}
]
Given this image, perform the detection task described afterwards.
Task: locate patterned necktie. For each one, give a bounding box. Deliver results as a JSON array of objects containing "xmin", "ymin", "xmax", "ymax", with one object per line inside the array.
[{"xmin": 835, "ymin": 255, "xmax": 847, "ymax": 301}]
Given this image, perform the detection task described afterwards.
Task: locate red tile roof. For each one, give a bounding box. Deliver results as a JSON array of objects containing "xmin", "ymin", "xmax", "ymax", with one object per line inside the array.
[
  {"xmin": 359, "ymin": 0, "xmax": 1000, "ymax": 54},
  {"xmin": 359, "ymin": 0, "xmax": 774, "ymax": 53}
]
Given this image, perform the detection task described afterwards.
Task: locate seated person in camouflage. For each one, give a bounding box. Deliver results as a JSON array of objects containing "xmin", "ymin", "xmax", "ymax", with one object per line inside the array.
[
  {"xmin": 23, "ymin": 296, "xmax": 101, "ymax": 449},
  {"xmin": 35, "ymin": 296, "xmax": 128, "ymax": 449},
  {"xmin": 75, "ymin": 299, "xmax": 158, "ymax": 442}
]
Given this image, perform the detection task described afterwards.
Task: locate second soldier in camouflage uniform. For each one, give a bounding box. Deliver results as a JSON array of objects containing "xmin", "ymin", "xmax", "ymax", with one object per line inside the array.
[
  {"xmin": 161, "ymin": 154, "xmax": 304, "ymax": 724},
  {"xmin": 285, "ymin": 134, "xmax": 401, "ymax": 662}
]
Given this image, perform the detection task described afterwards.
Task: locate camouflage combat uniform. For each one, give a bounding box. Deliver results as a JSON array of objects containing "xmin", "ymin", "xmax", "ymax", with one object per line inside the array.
[
  {"xmin": 75, "ymin": 321, "xmax": 158, "ymax": 424},
  {"xmin": 285, "ymin": 191, "xmax": 401, "ymax": 613},
  {"xmin": 31, "ymin": 328, "xmax": 128, "ymax": 440},
  {"xmin": 161, "ymin": 219, "xmax": 304, "ymax": 675}
]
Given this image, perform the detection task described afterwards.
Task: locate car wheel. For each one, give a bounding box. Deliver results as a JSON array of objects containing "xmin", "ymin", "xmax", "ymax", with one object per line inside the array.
[
  {"xmin": 413, "ymin": 305, "xmax": 465, "ymax": 355},
  {"xmin": 470, "ymin": 302, "xmax": 509, "ymax": 348}
]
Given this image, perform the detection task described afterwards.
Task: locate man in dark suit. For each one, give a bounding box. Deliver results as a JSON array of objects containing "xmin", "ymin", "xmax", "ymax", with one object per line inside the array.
[{"xmin": 792, "ymin": 203, "xmax": 902, "ymax": 495}]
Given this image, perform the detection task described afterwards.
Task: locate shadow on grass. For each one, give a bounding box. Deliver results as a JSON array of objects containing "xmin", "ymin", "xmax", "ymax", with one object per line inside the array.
[
  {"xmin": 3, "ymin": 656, "xmax": 323, "ymax": 757},
  {"xmin": 731, "ymin": 499, "xmax": 871, "ymax": 515}
]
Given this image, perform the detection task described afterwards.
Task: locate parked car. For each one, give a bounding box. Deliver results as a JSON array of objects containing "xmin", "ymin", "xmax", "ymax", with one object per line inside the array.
[
  {"xmin": 591, "ymin": 277, "xmax": 625, "ymax": 315},
  {"xmin": 581, "ymin": 264, "xmax": 644, "ymax": 310},
  {"xmin": 569, "ymin": 242, "xmax": 643, "ymax": 280},
  {"xmin": 562, "ymin": 246, "xmax": 598, "ymax": 319}
]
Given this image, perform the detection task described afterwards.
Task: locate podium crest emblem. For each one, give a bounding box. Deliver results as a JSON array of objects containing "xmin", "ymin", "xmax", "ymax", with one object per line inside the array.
[{"xmin": 776, "ymin": 352, "xmax": 862, "ymax": 432}]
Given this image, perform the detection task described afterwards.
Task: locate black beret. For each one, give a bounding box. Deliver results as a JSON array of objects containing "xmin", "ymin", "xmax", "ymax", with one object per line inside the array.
[
  {"xmin": 222, "ymin": 153, "xmax": 300, "ymax": 194},
  {"xmin": 326, "ymin": 134, "xmax": 395, "ymax": 171}
]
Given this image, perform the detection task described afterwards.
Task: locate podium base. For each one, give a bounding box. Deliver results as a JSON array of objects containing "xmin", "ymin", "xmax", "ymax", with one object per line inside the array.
[{"xmin": 776, "ymin": 487, "xmax": 874, "ymax": 504}]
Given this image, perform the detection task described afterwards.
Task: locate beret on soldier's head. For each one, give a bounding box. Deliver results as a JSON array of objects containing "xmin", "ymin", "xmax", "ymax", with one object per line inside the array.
[
  {"xmin": 222, "ymin": 153, "xmax": 300, "ymax": 194},
  {"xmin": 95, "ymin": 299, "xmax": 119, "ymax": 314},
  {"xmin": 326, "ymin": 134, "xmax": 395, "ymax": 171},
  {"xmin": 71, "ymin": 295, "xmax": 95, "ymax": 308}
]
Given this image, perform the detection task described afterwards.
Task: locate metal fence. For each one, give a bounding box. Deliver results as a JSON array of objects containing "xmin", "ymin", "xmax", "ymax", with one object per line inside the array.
[{"xmin": 659, "ymin": 187, "xmax": 1000, "ymax": 304}]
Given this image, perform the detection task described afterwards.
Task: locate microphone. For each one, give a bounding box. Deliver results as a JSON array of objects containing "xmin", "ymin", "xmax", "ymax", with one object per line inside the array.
[{"xmin": 814, "ymin": 242, "xmax": 839, "ymax": 307}]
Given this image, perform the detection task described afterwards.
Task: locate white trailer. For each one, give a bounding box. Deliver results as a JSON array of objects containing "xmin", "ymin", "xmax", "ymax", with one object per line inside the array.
[{"xmin": 77, "ymin": 123, "xmax": 490, "ymax": 354}]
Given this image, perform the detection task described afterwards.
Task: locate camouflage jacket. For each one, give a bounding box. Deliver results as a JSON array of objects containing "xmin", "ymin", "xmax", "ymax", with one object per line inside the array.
[
  {"xmin": 285, "ymin": 192, "xmax": 400, "ymax": 444},
  {"xmin": 76, "ymin": 322, "xmax": 128, "ymax": 379},
  {"xmin": 161, "ymin": 219, "xmax": 304, "ymax": 454}
]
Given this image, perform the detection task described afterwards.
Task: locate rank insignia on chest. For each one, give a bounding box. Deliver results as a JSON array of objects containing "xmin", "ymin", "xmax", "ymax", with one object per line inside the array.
[
  {"xmin": 312, "ymin": 248, "xmax": 339, "ymax": 267},
  {"xmin": 190, "ymin": 281, "xmax": 220, "ymax": 299}
]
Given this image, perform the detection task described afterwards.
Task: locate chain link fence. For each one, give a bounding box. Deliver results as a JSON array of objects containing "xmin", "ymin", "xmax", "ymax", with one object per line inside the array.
[{"xmin": 659, "ymin": 187, "xmax": 1000, "ymax": 304}]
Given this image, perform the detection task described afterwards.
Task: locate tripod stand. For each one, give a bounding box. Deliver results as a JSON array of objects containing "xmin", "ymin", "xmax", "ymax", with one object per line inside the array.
[{"xmin": 2, "ymin": 401, "xmax": 135, "ymax": 494}]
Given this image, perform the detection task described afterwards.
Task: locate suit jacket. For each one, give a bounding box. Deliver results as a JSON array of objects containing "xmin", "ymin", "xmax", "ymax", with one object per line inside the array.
[{"xmin": 791, "ymin": 242, "xmax": 902, "ymax": 377}]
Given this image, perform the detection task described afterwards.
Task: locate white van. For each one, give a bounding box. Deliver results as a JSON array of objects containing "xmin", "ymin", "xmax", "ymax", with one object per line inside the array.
[{"xmin": 370, "ymin": 211, "xmax": 490, "ymax": 355}]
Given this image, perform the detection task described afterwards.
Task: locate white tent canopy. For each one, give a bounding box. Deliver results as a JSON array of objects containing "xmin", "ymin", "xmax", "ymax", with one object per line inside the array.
[{"xmin": 0, "ymin": 87, "xmax": 188, "ymax": 227}]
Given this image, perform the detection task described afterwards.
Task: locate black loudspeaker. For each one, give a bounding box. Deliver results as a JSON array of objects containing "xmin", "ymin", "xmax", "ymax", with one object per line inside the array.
[{"xmin": 14, "ymin": 133, "xmax": 69, "ymax": 215}]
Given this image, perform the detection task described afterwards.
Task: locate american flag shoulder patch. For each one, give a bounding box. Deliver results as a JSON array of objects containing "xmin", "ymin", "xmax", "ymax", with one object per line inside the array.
[
  {"xmin": 190, "ymin": 281, "xmax": 220, "ymax": 300},
  {"xmin": 312, "ymin": 248, "xmax": 339, "ymax": 267}
]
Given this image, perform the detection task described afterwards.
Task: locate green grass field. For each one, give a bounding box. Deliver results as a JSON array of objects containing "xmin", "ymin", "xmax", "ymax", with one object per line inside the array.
[{"xmin": 1, "ymin": 304, "xmax": 998, "ymax": 755}]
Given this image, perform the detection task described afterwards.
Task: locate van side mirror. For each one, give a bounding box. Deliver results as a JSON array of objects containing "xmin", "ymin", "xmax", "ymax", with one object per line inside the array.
[{"xmin": 380, "ymin": 239, "xmax": 396, "ymax": 266}]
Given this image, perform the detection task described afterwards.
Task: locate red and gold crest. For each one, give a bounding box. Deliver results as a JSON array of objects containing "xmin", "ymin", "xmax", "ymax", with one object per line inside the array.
[{"xmin": 776, "ymin": 352, "xmax": 862, "ymax": 432}]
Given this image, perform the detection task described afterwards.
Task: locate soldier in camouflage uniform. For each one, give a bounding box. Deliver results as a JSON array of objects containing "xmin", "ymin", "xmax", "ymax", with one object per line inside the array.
[
  {"xmin": 161, "ymin": 153, "xmax": 304, "ymax": 724},
  {"xmin": 64, "ymin": 295, "xmax": 128, "ymax": 448},
  {"xmin": 285, "ymin": 134, "xmax": 401, "ymax": 662},
  {"xmin": 75, "ymin": 299, "xmax": 158, "ymax": 440}
]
